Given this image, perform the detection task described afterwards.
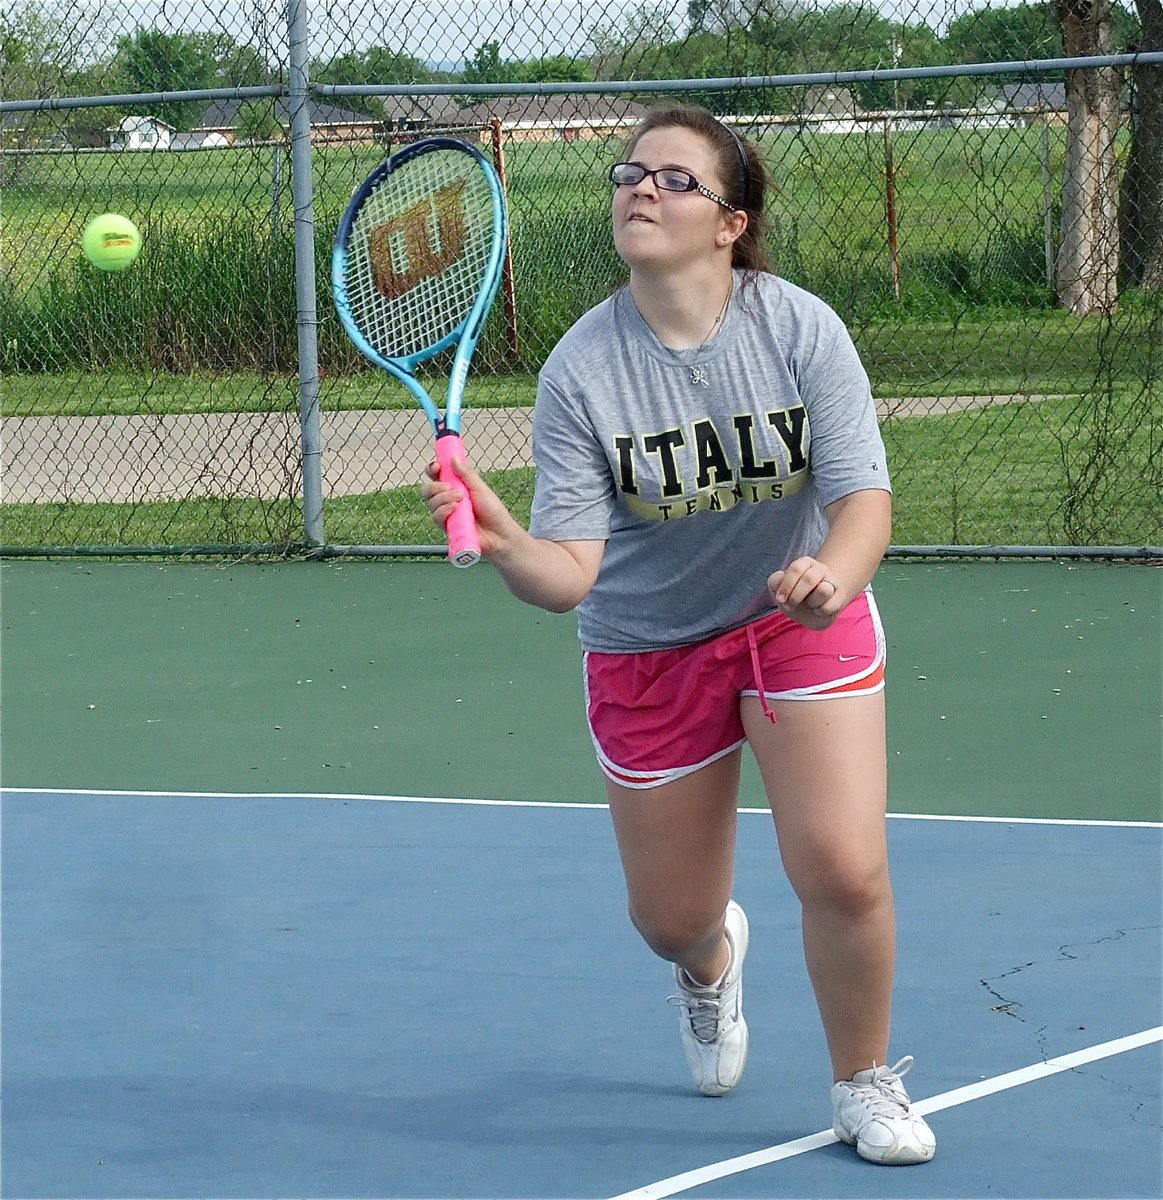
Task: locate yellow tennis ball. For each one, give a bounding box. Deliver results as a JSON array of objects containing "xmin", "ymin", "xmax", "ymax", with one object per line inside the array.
[{"xmin": 81, "ymin": 213, "xmax": 141, "ymax": 271}]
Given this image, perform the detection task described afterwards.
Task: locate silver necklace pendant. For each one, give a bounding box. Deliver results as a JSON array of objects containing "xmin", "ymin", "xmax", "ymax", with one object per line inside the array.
[{"xmin": 687, "ymin": 286, "xmax": 731, "ymax": 388}]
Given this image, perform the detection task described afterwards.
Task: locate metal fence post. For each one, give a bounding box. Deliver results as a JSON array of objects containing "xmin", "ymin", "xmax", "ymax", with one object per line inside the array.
[{"xmin": 287, "ymin": 0, "xmax": 325, "ymax": 549}]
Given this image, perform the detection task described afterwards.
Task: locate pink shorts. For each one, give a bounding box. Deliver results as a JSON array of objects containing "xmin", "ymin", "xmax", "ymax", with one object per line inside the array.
[{"xmin": 583, "ymin": 590, "xmax": 886, "ymax": 789}]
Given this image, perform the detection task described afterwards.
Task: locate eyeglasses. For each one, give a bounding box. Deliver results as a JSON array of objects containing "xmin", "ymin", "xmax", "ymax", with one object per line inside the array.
[{"xmin": 608, "ymin": 162, "xmax": 738, "ymax": 211}]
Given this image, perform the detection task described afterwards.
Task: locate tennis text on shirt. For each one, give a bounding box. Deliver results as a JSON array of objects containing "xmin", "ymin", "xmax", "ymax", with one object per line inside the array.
[{"xmin": 613, "ymin": 407, "xmax": 809, "ymax": 521}]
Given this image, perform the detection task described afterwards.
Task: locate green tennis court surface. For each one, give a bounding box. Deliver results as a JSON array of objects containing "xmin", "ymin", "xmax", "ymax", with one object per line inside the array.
[{"xmin": 1, "ymin": 560, "xmax": 1158, "ymax": 819}]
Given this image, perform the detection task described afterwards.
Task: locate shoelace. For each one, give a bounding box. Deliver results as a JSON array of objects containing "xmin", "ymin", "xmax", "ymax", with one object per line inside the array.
[
  {"xmin": 847, "ymin": 1056, "xmax": 916, "ymax": 1116},
  {"xmin": 667, "ymin": 984, "xmax": 726, "ymax": 1044}
]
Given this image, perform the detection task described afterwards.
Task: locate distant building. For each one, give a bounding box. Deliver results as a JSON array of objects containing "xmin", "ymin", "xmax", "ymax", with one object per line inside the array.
[
  {"xmin": 381, "ymin": 93, "xmax": 464, "ymax": 135},
  {"xmin": 453, "ymin": 95, "xmax": 651, "ymax": 142},
  {"xmin": 108, "ymin": 115, "xmax": 173, "ymax": 150},
  {"xmin": 168, "ymin": 131, "xmax": 230, "ymax": 151},
  {"xmin": 1000, "ymin": 82, "xmax": 1068, "ymax": 127},
  {"xmin": 195, "ymin": 98, "xmax": 380, "ymax": 145},
  {"xmin": 790, "ymin": 87, "xmax": 868, "ymax": 134}
]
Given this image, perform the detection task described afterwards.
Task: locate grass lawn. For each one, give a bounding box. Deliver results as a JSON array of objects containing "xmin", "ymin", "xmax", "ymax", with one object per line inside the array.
[
  {"xmin": 2, "ymin": 387, "xmax": 1157, "ymax": 552},
  {"xmin": 1, "ymin": 303, "xmax": 1153, "ymax": 419}
]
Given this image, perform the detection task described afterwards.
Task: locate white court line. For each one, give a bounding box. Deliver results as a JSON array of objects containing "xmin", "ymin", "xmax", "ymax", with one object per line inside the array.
[
  {"xmin": 880, "ymin": 811, "xmax": 1163, "ymax": 830},
  {"xmin": 607, "ymin": 1027, "xmax": 1163, "ymax": 1200},
  {"xmin": 1, "ymin": 787, "xmax": 1160, "ymax": 828},
  {"xmin": 0, "ymin": 786, "xmax": 607, "ymax": 811}
]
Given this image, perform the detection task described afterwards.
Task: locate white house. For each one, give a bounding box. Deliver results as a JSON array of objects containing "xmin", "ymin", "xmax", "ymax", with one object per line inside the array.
[
  {"xmin": 169, "ymin": 131, "xmax": 230, "ymax": 150},
  {"xmin": 108, "ymin": 115, "xmax": 173, "ymax": 150}
]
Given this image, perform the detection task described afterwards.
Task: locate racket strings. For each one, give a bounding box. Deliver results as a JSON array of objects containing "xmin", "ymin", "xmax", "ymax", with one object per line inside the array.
[{"xmin": 346, "ymin": 150, "xmax": 496, "ymax": 360}]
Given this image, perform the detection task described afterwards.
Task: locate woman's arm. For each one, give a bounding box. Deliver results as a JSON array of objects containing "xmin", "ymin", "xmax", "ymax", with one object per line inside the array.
[
  {"xmin": 766, "ymin": 488, "xmax": 892, "ymax": 630},
  {"xmin": 422, "ymin": 455, "xmax": 604, "ymax": 613}
]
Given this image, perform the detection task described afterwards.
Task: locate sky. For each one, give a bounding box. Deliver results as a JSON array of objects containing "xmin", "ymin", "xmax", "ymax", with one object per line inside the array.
[{"xmin": 95, "ymin": 0, "xmax": 1003, "ymax": 66}]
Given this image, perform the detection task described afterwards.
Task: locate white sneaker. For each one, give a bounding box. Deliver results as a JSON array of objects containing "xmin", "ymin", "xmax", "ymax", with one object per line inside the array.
[
  {"xmin": 668, "ymin": 900, "xmax": 749, "ymax": 1096},
  {"xmin": 831, "ymin": 1056, "xmax": 936, "ymax": 1164}
]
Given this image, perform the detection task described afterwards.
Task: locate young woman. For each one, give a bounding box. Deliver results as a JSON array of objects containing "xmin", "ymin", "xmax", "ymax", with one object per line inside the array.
[{"xmin": 422, "ymin": 104, "xmax": 935, "ymax": 1165}]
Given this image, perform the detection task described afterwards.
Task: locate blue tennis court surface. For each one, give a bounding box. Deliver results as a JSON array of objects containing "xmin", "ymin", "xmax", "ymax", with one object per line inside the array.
[{"xmin": 2, "ymin": 789, "xmax": 1159, "ymax": 1199}]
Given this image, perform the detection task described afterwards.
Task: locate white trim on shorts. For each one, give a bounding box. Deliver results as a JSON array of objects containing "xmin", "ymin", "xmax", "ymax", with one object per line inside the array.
[
  {"xmin": 582, "ymin": 653, "xmax": 747, "ymax": 789},
  {"xmin": 583, "ymin": 591, "xmax": 887, "ymax": 790},
  {"xmin": 740, "ymin": 588, "xmax": 887, "ymax": 703}
]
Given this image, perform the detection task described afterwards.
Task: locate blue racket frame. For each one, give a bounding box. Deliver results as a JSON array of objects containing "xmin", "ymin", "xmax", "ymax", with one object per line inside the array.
[{"xmin": 331, "ymin": 137, "xmax": 509, "ymax": 438}]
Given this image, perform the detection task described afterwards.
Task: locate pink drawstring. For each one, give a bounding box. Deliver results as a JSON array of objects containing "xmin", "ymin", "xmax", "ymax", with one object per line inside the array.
[{"xmin": 746, "ymin": 624, "xmax": 778, "ymax": 725}]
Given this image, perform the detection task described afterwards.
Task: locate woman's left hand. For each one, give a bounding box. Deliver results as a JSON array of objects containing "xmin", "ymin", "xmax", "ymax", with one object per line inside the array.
[{"xmin": 768, "ymin": 558, "xmax": 844, "ymax": 630}]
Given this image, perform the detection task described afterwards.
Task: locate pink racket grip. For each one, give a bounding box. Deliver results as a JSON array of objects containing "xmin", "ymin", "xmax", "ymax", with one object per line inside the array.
[{"xmin": 435, "ymin": 434, "xmax": 481, "ymax": 568}]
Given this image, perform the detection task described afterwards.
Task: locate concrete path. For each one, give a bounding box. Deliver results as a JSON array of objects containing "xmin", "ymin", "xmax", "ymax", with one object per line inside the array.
[
  {"xmin": 2, "ymin": 396, "xmax": 1036, "ymax": 503},
  {"xmin": 1, "ymin": 408, "xmax": 533, "ymax": 503}
]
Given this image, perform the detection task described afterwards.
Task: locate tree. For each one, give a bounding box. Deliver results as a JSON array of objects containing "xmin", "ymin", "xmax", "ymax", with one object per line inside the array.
[
  {"xmin": 589, "ymin": 3, "xmax": 681, "ymax": 79},
  {"xmin": 313, "ymin": 45, "xmax": 436, "ymax": 119},
  {"xmin": 112, "ymin": 29, "xmax": 218, "ymax": 130},
  {"xmin": 945, "ymin": 0, "xmax": 1138, "ymax": 67},
  {"xmin": 688, "ymin": 0, "xmax": 712, "ymax": 32},
  {"xmin": 61, "ymin": 62, "xmax": 123, "ymax": 147},
  {"xmin": 0, "ymin": 2, "xmax": 117, "ymax": 166},
  {"xmin": 889, "ymin": 25, "xmax": 969, "ymax": 111},
  {"xmin": 461, "ymin": 42, "xmax": 593, "ymax": 88},
  {"xmin": 1056, "ymin": 0, "xmax": 1123, "ymax": 315},
  {"xmin": 1, "ymin": 1, "xmax": 112, "ymax": 98},
  {"xmin": 3, "ymin": 3, "xmax": 57, "ymax": 103},
  {"xmin": 521, "ymin": 55, "xmax": 594, "ymax": 84},
  {"xmin": 1119, "ymin": 0, "xmax": 1163, "ymax": 287},
  {"xmin": 205, "ymin": 35, "xmax": 272, "ymax": 88},
  {"xmin": 463, "ymin": 41, "xmax": 516, "ymax": 85},
  {"xmin": 744, "ymin": 5, "xmax": 951, "ymax": 110},
  {"xmin": 946, "ymin": 2, "xmax": 1064, "ymax": 70},
  {"xmin": 688, "ymin": 0, "xmax": 810, "ymax": 36}
]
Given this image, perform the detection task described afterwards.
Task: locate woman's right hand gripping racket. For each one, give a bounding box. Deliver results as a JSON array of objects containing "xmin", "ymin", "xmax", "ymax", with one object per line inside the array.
[{"xmin": 332, "ymin": 137, "xmax": 508, "ymax": 566}]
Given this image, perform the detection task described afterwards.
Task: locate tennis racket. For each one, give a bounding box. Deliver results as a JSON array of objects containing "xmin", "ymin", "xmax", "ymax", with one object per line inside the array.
[{"xmin": 332, "ymin": 137, "xmax": 508, "ymax": 566}]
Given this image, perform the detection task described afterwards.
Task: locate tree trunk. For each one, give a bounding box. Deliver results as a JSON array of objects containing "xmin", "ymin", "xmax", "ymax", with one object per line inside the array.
[
  {"xmin": 1119, "ymin": 0, "xmax": 1163, "ymax": 288},
  {"xmin": 1057, "ymin": 0, "xmax": 1122, "ymax": 315}
]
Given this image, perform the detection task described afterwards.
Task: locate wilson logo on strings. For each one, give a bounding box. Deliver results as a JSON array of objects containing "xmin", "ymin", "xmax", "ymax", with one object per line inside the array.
[{"xmin": 370, "ymin": 179, "xmax": 467, "ymax": 299}]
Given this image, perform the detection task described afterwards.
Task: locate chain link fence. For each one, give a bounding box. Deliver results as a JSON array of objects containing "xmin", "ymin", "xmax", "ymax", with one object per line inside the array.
[{"xmin": 2, "ymin": 1, "xmax": 1160, "ymax": 557}]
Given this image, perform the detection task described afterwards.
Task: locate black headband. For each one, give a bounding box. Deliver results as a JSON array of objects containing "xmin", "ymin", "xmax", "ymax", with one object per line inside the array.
[{"xmin": 723, "ymin": 123, "xmax": 751, "ymax": 204}]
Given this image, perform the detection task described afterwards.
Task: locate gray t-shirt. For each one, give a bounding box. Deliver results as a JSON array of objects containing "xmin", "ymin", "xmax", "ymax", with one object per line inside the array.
[{"xmin": 528, "ymin": 270, "xmax": 890, "ymax": 652}]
